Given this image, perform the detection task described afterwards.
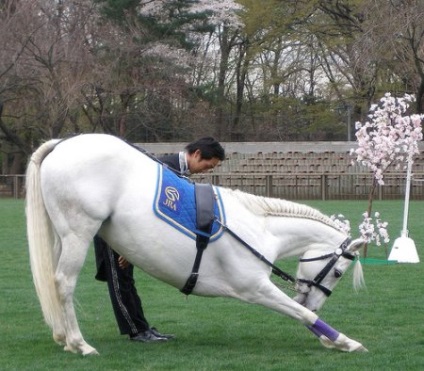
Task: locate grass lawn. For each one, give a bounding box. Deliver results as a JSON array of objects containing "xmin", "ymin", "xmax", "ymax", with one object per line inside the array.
[{"xmin": 1, "ymin": 198, "xmax": 423, "ymax": 370}]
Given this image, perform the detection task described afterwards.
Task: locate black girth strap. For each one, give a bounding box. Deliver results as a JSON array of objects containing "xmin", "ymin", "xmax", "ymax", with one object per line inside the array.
[{"xmin": 180, "ymin": 183, "xmax": 215, "ymax": 295}]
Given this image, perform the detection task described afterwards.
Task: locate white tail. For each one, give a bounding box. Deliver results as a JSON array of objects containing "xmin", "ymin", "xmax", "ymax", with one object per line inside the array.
[{"xmin": 25, "ymin": 140, "xmax": 63, "ymax": 331}]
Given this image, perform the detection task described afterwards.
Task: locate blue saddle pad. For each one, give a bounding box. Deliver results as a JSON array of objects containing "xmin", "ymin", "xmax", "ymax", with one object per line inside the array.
[{"xmin": 153, "ymin": 164, "xmax": 225, "ymax": 241}]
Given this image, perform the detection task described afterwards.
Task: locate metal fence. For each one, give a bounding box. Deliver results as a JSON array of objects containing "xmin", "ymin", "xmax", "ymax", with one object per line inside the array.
[
  {"xmin": 0, "ymin": 175, "xmax": 25, "ymax": 199},
  {"xmin": 192, "ymin": 172, "xmax": 424, "ymax": 200},
  {"xmin": 2, "ymin": 172, "xmax": 423, "ymax": 200}
]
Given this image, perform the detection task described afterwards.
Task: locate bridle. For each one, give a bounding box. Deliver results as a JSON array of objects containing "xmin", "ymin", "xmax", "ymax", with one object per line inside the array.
[
  {"xmin": 296, "ymin": 237, "xmax": 355, "ymax": 297},
  {"xmin": 217, "ymin": 219, "xmax": 355, "ymax": 297}
]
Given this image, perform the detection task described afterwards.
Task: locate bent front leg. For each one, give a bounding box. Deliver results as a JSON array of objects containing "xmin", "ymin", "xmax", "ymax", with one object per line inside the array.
[{"xmin": 307, "ymin": 318, "xmax": 368, "ymax": 352}]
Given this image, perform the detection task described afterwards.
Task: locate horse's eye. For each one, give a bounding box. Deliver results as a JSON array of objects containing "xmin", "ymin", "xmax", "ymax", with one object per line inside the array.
[{"xmin": 334, "ymin": 269, "xmax": 343, "ymax": 278}]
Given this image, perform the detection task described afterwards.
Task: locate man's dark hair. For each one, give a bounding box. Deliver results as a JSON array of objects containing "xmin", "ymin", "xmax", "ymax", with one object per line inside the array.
[{"xmin": 185, "ymin": 137, "xmax": 225, "ymax": 161}]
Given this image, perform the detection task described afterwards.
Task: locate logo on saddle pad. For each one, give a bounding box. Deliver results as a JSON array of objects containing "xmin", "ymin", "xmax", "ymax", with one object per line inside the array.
[
  {"xmin": 163, "ymin": 186, "xmax": 180, "ymax": 211},
  {"xmin": 153, "ymin": 165, "xmax": 225, "ymax": 241}
]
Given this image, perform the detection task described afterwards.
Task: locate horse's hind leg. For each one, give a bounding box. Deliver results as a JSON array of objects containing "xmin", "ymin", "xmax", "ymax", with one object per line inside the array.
[
  {"xmin": 50, "ymin": 238, "xmax": 67, "ymax": 347},
  {"xmin": 55, "ymin": 234, "xmax": 98, "ymax": 355}
]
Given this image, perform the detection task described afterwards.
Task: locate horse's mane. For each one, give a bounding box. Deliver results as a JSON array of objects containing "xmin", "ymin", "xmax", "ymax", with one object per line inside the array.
[{"xmin": 226, "ymin": 189, "xmax": 340, "ymax": 231}]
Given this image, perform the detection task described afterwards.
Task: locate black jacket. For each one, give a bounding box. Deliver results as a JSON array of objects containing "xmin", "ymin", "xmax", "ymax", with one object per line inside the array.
[{"xmin": 159, "ymin": 154, "xmax": 181, "ymax": 173}]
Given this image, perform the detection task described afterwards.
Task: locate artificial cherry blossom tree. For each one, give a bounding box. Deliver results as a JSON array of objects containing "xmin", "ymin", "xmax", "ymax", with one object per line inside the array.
[{"xmin": 351, "ymin": 93, "xmax": 423, "ymax": 255}]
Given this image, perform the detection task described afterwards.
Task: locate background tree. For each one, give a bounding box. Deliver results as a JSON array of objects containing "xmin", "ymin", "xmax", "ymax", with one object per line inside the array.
[
  {"xmin": 1, "ymin": 0, "xmax": 424, "ymax": 174},
  {"xmin": 0, "ymin": 0, "xmax": 99, "ymax": 172}
]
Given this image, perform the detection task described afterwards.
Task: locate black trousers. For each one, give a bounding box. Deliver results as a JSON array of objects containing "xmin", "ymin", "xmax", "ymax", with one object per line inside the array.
[{"xmin": 94, "ymin": 236, "xmax": 150, "ymax": 336}]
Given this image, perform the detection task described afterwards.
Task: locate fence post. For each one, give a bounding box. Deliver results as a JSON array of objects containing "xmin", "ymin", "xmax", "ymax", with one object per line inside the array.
[
  {"xmin": 320, "ymin": 174, "xmax": 327, "ymax": 200},
  {"xmin": 265, "ymin": 175, "xmax": 273, "ymax": 197},
  {"xmin": 212, "ymin": 174, "xmax": 219, "ymax": 186},
  {"xmin": 13, "ymin": 175, "xmax": 18, "ymax": 199}
]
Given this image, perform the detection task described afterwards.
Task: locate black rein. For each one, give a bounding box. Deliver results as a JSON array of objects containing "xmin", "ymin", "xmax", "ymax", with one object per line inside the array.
[{"xmin": 216, "ymin": 220, "xmax": 296, "ymax": 284}]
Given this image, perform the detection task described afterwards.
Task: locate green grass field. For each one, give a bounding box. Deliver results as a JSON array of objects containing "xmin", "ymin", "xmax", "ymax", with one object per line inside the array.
[{"xmin": 1, "ymin": 198, "xmax": 424, "ymax": 370}]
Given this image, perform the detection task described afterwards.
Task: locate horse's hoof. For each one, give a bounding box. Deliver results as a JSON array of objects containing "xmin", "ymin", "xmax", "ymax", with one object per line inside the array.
[
  {"xmin": 319, "ymin": 336, "xmax": 335, "ymax": 349},
  {"xmin": 353, "ymin": 344, "xmax": 368, "ymax": 353},
  {"xmin": 81, "ymin": 344, "xmax": 99, "ymax": 356},
  {"xmin": 82, "ymin": 348, "xmax": 99, "ymax": 356},
  {"xmin": 64, "ymin": 345, "xmax": 78, "ymax": 353}
]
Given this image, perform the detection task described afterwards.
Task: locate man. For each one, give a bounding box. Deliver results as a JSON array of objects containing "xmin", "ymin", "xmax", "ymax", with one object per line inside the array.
[{"xmin": 94, "ymin": 137, "xmax": 225, "ymax": 342}]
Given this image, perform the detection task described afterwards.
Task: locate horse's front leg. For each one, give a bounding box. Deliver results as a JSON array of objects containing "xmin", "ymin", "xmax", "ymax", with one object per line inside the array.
[
  {"xmin": 307, "ymin": 320, "xmax": 368, "ymax": 352},
  {"xmin": 238, "ymin": 277, "xmax": 367, "ymax": 352}
]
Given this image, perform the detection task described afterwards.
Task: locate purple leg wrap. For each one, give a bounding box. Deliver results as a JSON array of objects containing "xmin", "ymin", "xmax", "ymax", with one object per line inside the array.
[
  {"xmin": 307, "ymin": 325, "xmax": 322, "ymax": 338},
  {"xmin": 310, "ymin": 319, "xmax": 339, "ymax": 342}
]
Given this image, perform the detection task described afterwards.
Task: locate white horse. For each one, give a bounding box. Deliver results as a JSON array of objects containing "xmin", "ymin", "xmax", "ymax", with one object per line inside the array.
[{"xmin": 25, "ymin": 133, "xmax": 367, "ymax": 356}]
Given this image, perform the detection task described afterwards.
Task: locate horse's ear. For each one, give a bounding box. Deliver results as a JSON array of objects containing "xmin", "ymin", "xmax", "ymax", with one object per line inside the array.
[{"xmin": 348, "ymin": 238, "xmax": 365, "ymax": 252}]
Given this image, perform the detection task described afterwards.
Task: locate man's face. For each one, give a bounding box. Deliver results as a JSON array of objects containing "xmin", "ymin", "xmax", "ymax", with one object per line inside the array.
[{"xmin": 188, "ymin": 149, "xmax": 221, "ymax": 174}]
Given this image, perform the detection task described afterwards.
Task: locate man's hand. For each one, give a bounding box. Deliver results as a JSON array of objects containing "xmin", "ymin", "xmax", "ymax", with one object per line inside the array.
[{"xmin": 118, "ymin": 256, "xmax": 130, "ymax": 269}]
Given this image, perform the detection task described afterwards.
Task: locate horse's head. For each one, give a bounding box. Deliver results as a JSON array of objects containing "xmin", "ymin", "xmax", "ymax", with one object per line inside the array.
[{"xmin": 293, "ymin": 238, "xmax": 365, "ymax": 312}]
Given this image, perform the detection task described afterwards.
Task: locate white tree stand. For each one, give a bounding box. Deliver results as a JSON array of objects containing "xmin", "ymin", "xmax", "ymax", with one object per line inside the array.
[{"xmin": 388, "ymin": 159, "xmax": 420, "ymax": 263}]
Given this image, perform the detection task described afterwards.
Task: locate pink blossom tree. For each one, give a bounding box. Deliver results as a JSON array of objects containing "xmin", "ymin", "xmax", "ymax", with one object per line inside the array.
[
  {"xmin": 139, "ymin": 0, "xmax": 243, "ymax": 27},
  {"xmin": 351, "ymin": 93, "xmax": 423, "ymax": 256}
]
